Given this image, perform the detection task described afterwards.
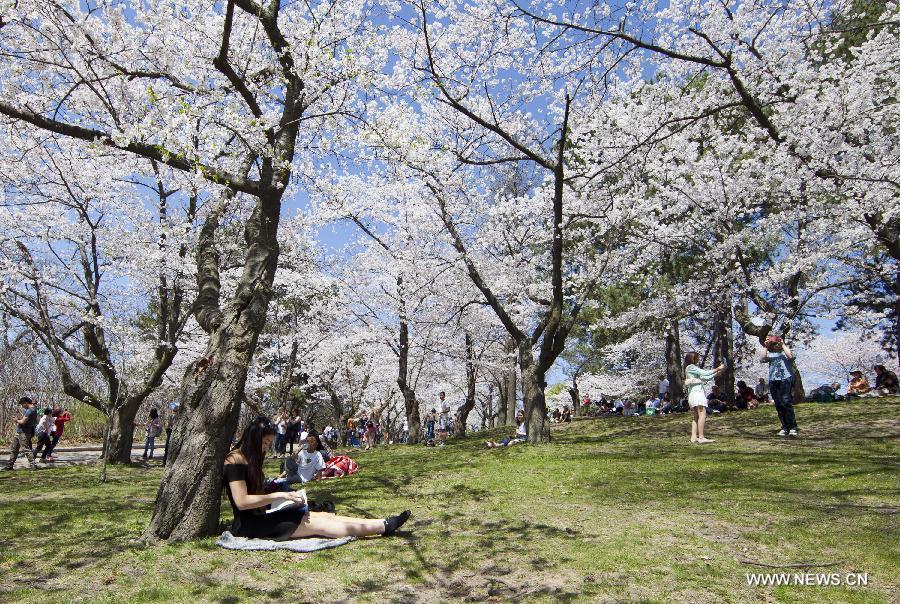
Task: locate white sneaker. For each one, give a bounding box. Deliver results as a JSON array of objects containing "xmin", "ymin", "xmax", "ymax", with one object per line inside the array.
[
  {"xmin": 788, "ymin": 429, "xmax": 798, "ymax": 437},
  {"xmin": 777, "ymin": 429, "xmax": 787, "ymax": 437}
]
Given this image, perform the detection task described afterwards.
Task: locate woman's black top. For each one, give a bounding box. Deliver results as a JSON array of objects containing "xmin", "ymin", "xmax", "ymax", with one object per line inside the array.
[{"xmin": 223, "ymin": 463, "xmax": 307, "ymax": 541}]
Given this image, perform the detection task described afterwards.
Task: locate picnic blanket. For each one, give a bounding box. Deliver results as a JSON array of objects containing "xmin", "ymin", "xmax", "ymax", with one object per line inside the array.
[{"xmin": 215, "ymin": 531, "xmax": 355, "ymax": 552}]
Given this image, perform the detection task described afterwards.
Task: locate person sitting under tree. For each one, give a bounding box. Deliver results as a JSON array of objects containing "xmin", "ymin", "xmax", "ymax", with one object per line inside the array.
[
  {"xmin": 224, "ymin": 417, "xmax": 410, "ymax": 540},
  {"xmin": 873, "ymin": 365, "xmax": 899, "ymax": 395},
  {"xmin": 485, "ymin": 409, "xmax": 527, "ymax": 448},
  {"xmin": 847, "ymin": 370, "xmax": 872, "ymax": 398}
]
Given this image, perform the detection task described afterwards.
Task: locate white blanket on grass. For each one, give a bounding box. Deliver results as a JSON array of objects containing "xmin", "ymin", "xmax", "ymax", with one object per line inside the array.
[{"xmin": 215, "ymin": 531, "xmax": 355, "ymax": 552}]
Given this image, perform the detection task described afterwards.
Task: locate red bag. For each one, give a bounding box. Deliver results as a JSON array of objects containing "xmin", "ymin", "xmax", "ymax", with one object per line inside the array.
[{"xmin": 321, "ymin": 455, "xmax": 358, "ymax": 479}]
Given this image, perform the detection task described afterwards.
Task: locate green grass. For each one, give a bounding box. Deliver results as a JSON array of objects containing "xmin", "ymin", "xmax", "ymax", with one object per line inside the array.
[{"xmin": 1, "ymin": 399, "xmax": 898, "ymax": 603}]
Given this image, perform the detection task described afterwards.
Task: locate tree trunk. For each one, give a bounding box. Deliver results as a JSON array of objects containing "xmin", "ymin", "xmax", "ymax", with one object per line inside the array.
[
  {"xmin": 505, "ymin": 337, "xmax": 518, "ymax": 425},
  {"xmin": 397, "ymin": 318, "xmax": 422, "ymax": 445},
  {"xmin": 895, "ymin": 268, "xmax": 900, "ymax": 370},
  {"xmin": 791, "ymin": 363, "xmax": 806, "ymax": 402},
  {"xmin": 105, "ymin": 401, "xmax": 141, "ymax": 463},
  {"xmin": 454, "ymin": 333, "xmax": 477, "ymax": 437},
  {"xmin": 144, "ymin": 196, "xmax": 280, "ymax": 542},
  {"xmin": 519, "ymin": 342, "xmax": 550, "ymax": 443},
  {"xmin": 713, "ymin": 307, "xmax": 736, "ymax": 401},
  {"xmin": 403, "ymin": 388, "xmax": 421, "ymax": 444},
  {"xmin": 665, "ymin": 319, "xmax": 685, "ymax": 402}
]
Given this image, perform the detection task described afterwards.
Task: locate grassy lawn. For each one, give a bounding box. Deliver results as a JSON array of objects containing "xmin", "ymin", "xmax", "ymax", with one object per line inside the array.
[{"xmin": 1, "ymin": 399, "xmax": 898, "ymax": 603}]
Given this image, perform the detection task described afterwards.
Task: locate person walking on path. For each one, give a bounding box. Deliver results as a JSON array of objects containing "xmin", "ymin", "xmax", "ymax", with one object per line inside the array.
[
  {"xmin": 3, "ymin": 397, "xmax": 39, "ymax": 471},
  {"xmin": 684, "ymin": 353, "xmax": 726, "ymax": 444},
  {"xmin": 760, "ymin": 335, "xmax": 798, "ymax": 437},
  {"xmin": 33, "ymin": 408, "xmax": 55, "ymax": 462},
  {"xmin": 143, "ymin": 408, "xmax": 162, "ymax": 459},
  {"xmin": 44, "ymin": 407, "xmax": 72, "ymax": 460}
]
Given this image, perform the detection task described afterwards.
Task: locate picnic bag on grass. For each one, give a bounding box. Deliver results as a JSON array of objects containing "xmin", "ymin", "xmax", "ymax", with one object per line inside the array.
[{"xmin": 321, "ymin": 455, "xmax": 358, "ymax": 479}]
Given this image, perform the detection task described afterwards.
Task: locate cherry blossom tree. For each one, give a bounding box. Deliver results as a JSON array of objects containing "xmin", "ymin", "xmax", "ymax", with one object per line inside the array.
[
  {"xmin": 0, "ymin": 139, "xmax": 195, "ymax": 465},
  {"xmin": 0, "ymin": 0, "xmax": 386, "ymax": 540}
]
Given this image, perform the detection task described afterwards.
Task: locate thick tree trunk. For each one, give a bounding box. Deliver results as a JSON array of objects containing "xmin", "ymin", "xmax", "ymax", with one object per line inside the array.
[
  {"xmin": 665, "ymin": 319, "xmax": 685, "ymax": 402},
  {"xmin": 493, "ymin": 379, "xmax": 505, "ymax": 427},
  {"xmin": 519, "ymin": 342, "xmax": 550, "ymax": 443},
  {"xmin": 403, "ymin": 389, "xmax": 421, "ymax": 444},
  {"xmin": 505, "ymin": 338, "xmax": 518, "ymax": 426},
  {"xmin": 105, "ymin": 401, "xmax": 141, "ymax": 463},
  {"xmin": 713, "ymin": 307, "xmax": 736, "ymax": 401},
  {"xmin": 895, "ymin": 268, "xmax": 900, "ymax": 370},
  {"xmin": 791, "ymin": 363, "xmax": 806, "ymax": 401},
  {"xmin": 144, "ymin": 196, "xmax": 280, "ymax": 542}
]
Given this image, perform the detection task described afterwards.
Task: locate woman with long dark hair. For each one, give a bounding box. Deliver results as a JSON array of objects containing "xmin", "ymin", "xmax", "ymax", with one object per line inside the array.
[{"xmin": 224, "ymin": 417, "xmax": 410, "ymax": 540}]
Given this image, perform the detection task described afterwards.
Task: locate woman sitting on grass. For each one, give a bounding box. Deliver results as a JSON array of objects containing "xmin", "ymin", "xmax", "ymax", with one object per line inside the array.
[
  {"xmin": 223, "ymin": 417, "xmax": 410, "ymax": 540},
  {"xmin": 485, "ymin": 409, "xmax": 527, "ymax": 448}
]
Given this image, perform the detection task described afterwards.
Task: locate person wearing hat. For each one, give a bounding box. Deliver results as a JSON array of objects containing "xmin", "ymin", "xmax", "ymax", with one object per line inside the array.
[
  {"xmin": 759, "ymin": 335, "xmax": 798, "ymax": 437},
  {"xmin": 847, "ymin": 370, "xmax": 872, "ymax": 398}
]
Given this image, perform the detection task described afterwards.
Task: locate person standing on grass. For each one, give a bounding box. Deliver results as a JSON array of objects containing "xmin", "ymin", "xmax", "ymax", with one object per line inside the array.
[
  {"xmin": 759, "ymin": 335, "xmax": 798, "ymax": 437},
  {"xmin": 437, "ymin": 399, "xmax": 451, "ymax": 447},
  {"xmin": 44, "ymin": 407, "xmax": 72, "ymax": 461},
  {"xmin": 684, "ymin": 352, "xmax": 727, "ymax": 444},
  {"xmin": 424, "ymin": 409, "xmax": 436, "ymax": 442},
  {"xmin": 33, "ymin": 408, "xmax": 55, "ymax": 461},
  {"xmin": 143, "ymin": 408, "xmax": 162, "ymax": 459},
  {"xmin": 3, "ymin": 396, "xmax": 39, "ymax": 471},
  {"xmin": 658, "ymin": 375, "xmax": 669, "ymax": 400}
]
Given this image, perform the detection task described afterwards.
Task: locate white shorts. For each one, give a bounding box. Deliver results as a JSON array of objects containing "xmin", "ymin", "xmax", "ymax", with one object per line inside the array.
[{"xmin": 687, "ymin": 390, "xmax": 708, "ymax": 408}]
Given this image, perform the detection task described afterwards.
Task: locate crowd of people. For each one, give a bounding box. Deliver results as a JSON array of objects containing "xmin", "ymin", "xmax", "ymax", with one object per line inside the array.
[
  {"xmin": 568, "ymin": 338, "xmax": 899, "ymax": 445},
  {"xmin": 4, "ymin": 353, "xmax": 898, "ymax": 470}
]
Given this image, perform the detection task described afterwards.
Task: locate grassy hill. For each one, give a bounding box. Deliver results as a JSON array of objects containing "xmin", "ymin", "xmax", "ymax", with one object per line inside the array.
[{"xmin": 1, "ymin": 399, "xmax": 898, "ymax": 603}]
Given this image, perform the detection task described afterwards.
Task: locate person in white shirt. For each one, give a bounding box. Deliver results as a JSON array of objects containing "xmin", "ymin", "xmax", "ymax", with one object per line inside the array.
[
  {"xmin": 658, "ymin": 376, "xmax": 669, "ymax": 398},
  {"xmin": 275, "ymin": 432, "xmax": 327, "ymax": 485},
  {"xmin": 646, "ymin": 397, "xmax": 661, "ymax": 415},
  {"xmin": 402, "ymin": 418, "xmax": 409, "ymax": 444},
  {"xmin": 274, "ymin": 412, "xmax": 288, "ymax": 458},
  {"xmin": 33, "ymin": 408, "xmax": 55, "ymax": 461},
  {"xmin": 485, "ymin": 410, "xmax": 526, "ymax": 448}
]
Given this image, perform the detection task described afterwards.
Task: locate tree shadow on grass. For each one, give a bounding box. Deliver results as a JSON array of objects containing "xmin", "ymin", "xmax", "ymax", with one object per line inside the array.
[{"xmin": 359, "ymin": 513, "xmax": 589, "ymax": 603}]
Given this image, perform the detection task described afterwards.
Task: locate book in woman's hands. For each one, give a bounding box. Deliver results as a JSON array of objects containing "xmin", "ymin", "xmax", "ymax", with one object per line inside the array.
[{"xmin": 267, "ymin": 489, "xmax": 307, "ymax": 513}]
